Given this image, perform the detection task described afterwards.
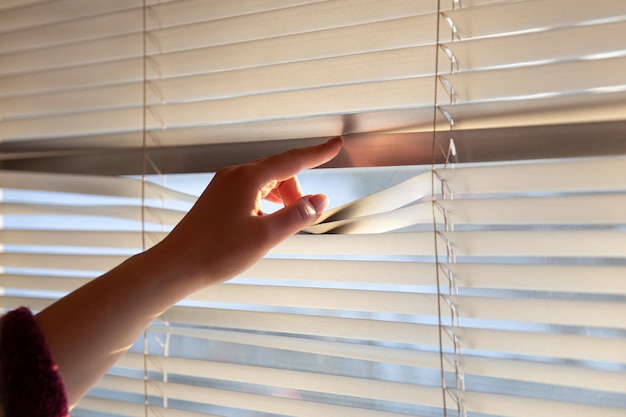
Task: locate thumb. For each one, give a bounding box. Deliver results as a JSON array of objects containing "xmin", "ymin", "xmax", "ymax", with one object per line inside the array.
[{"xmin": 264, "ymin": 194, "xmax": 329, "ymax": 241}]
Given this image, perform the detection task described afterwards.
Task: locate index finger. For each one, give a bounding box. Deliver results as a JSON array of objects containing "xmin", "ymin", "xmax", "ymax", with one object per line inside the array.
[{"xmin": 252, "ymin": 137, "xmax": 343, "ymax": 183}]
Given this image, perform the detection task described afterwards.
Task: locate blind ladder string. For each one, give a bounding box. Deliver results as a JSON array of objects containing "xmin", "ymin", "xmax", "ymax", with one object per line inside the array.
[
  {"xmin": 439, "ymin": 5, "xmax": 467, "ymax": 414},
  {"xmin": 141, "ymin": 1, "xmax": 150, "ymax": 415},
  {"xmin": 430, "ymin": 0, "xmax": 450, "ymax": 415},
  {"xmin": 431, "ymin": 1, "xmax": 467, "ymax": 415}
]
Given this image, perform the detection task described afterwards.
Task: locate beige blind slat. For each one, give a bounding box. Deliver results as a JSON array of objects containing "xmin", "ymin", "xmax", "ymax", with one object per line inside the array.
[
  {"xmin": 441, "ymin": 19, "xmax": 626, "ymax": 72},
  {"xmin": 0, "ymin": 0, "xmax": 140, "ymax": 33},
  {"xmin": 0, "ymin": 8, "xmax": 143, "ymax": 54}
]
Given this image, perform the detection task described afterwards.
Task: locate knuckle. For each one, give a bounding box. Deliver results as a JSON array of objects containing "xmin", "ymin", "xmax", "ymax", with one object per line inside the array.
[
  {"xmin": 215, "ymin": 164, "xmax": 255, "ymax": 182},
  {"xmin": 296, "ymin": 199, "xmax": 315, "ymax": 222}
]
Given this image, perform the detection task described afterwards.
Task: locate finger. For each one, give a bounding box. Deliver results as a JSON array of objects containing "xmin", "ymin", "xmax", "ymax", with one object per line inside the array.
[
  {"xmin": 253, "ymin": 137, "xmax": 342, "ymax": 185},
  {"xmin": 276, "ymin": 176, "xmax": 303, "ymax": 205},
  {"xmin": 264, "ymin": 192, "xmax": 283, "ymax": 204},
  {"xmin": 263, "ymin": 194, "xmax": 329, "ymax": 243},
  {"xmin": 263, "ymin": 177, "xmax": 301, "ymax": 204}
]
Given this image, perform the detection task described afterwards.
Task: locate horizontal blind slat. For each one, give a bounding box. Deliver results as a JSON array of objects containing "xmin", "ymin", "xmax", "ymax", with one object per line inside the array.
[
  {"xmin": 241, "ymin": 258, "xmax": 436, "ymax": 285},
  {"xmin": 117, "ymin": 351, "xmax": 626, "ymax": 397},
  {"xmin": 0, "ymin": 0, "xmax": 49, "ymax": 13},
  {"xmin": 442, "ymin": 19, "xmax": 626, "ymax": 72},
  {"xmin": 146, "ymin": 0, "xmax": 436, "ymax": 54},
  {"xmin": 316, "ymin": 157, "xmax": 626, "ymax": 224},
  {"xmin": 0, "ymin": 58, "xmax": 143, "ymax": 98},
  {"xmin": 454, "ymin": 327, "xmax": 626, "ymax": 364},
  {"xmin": 461, "ymin": 356, "xmax": 626, "ymax": 395},
  {"xmin": 16, "ymin": 242, "xmax": 621, "ymax": 279},
  {"xmin": 439, "ymin": 230, "xmax": 626, "ymax": 258},
  {"xmin": 445, "ymin": 263, "xmax": 626, "ymax": 295},
  {"xmin": 0, "ymin": 229, "xmax": 161, "ymax": 248},
  {"xmin": 458, "ymin": 390, "xmax": 626, "ymax": 417},
  {"xmin": 0, "ymin": 7, "xmax": 142, "ymax": 54},
  {"xmin": 437, "ymin": 194, "xmax": 626, "ymax": 225},
  {"xmin": 309, "ymin": 195, "xmax": 626, "ymax": 234},
  {"xmin": 0, "ymin": 170, "xmax": 196, "ymax": 201},
  {"xmin": 0, "ymin": 202, "xmax": 184, "ymax": 226},
  {"xmin": 0, "ymin": 33, "xmax": 143, "ymax": 77},
  {"xmin": 0, "ymin": 258, "xmax": 434, "ymax": 287},
  {"xmin": 93, "ymin": 374, "xmax": 432, "ymax": 417},
  {"xmin": 147, "ymin": 77, "xmax": 433, "ymax": 130},
  {"xmin": 2, "ymin": 78, "xmax": 434, "ymax": 141},
  {"xmin": 118, "ymin": 339, "xmax": 626, "ymax": 396},
  {"xmin": 439, "ymin": 157, "xmax": 626, "ymax": 195},
  {"xmin": 162, "ymin": 306, "xmax": 440, "ymax": 345},
  {"xmin": 144, "ymin": 0, "xmax": 327, "ymax": 30},
  {"xmin": 0, "ymin": 274, "xmax": 88, "ymax": 292},
  {"xmin": 76, "ymin": 397, "xmax": 144, "ymax": 417},
  {"xmin": 451, "ymin": 296, "xmax": 626, "ymax": 330},
  {"xmin": 119, "ymin": 354, "xmax": 441, "ymax": 407},
  {"xmin": 161, "ymin": 306, "xmax": 626, "ymax": 363},
  {"xmin": 442, "ymin": 56, "xmax": 626, "ymax": 105},
  {"xmin": 1, "ymin": 47, "xmax": 435, "ymax": 119},
  {"xmin": 0, "ymin": 16, "xmax": 433, "ymax": 97},
  {"xmin": 0, "ymin": 0, "xmax": 140, "ymax": 33},
  {"xmin": 188, "ymin": 284, "xmax": 434, "ymax": 315},
  {"xmin": 78, "ymin": 398, "xmax": 224, "ymax": 417},
  {"xmin": 147, "ymin": 324, "xmax": 436, "ymax": 368},
  {"xmin": 444, "ymin": 0, "xmax": 626, "ymax": 40},
  {"xmin": 0, "ymin": 252, "xmax": 127, "ymax": 271},
  {"xmin": 183, "ymin": 285, "xmax": 626, "ymax": 329},
  {"xmin": 151, "ymin": 380, "xmax": 434, "ymax": 417}
]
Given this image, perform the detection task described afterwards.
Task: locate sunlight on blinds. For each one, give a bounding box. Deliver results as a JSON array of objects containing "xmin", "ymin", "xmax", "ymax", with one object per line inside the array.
[{"xmin": 1, "ymin": 0, "xmax": 626, "ymax": 416}]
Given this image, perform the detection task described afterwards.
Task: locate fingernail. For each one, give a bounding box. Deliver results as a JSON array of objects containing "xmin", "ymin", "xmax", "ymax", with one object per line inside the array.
[{"xmin": 307, "ymin": 194, "xmax": 329, "ymax": 216}]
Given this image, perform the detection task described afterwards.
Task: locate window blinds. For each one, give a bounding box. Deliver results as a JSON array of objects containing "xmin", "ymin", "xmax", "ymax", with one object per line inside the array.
[{"xmin": 1, "ymin": 1, "xmax": 626, "ymax": 416}]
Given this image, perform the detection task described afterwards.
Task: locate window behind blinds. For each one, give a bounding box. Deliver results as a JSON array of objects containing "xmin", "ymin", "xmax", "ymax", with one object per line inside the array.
[{"xmin": 1, "ymin": 1, "xmax": 626, "ymax": 416}]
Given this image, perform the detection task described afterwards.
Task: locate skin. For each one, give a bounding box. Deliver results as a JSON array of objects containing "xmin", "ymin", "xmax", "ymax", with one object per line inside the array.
[{"xmin": 32, "ymin": 137, "xmax": 343, "ymax": 408}]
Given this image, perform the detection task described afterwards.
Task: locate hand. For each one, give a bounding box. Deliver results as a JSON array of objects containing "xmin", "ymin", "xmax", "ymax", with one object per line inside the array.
[{"xmin": 156, "ymin": 137, "xmax": 343, "ymax": 287}]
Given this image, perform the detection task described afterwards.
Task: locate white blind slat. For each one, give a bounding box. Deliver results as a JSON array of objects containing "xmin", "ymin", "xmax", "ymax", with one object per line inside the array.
[
  {"xmin": 0, "ymin": 252, "xmax": 128, "ymax": 271},
  {"xmin": 117, "ymin": 354, "xmax": 441, "ymax": 407},
  {"xmin": 162, "ymin": 306, "xmax": 440, "ymax": 346},
  {"xmin": 147, "ymin": 324, "xmax": 438, "ymax": 368},
  {"xmin": 0, "ymin": 202, "xmax": 184, "ymax": 226},
  {"xmin": 457, "ymin": 390, "xmax": 626, "ymax": 417},
  {"xmin": 95, "ymin": 375, "xmax": 428, "ymax": 417}
]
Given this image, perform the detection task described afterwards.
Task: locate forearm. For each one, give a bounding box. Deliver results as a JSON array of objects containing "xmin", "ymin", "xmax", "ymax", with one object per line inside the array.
[{"xmin": 34, "ymin": 242, "xmax": 195, "ymax": 409}]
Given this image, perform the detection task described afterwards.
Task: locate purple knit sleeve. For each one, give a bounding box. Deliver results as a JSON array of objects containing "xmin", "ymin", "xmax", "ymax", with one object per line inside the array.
[{"xmin": 0, "ymin": 307, "xmax": 69, "ymax": 417}]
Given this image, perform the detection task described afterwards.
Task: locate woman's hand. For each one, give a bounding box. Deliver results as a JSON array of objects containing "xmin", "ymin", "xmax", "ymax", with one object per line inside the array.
[
  {"xmin": 154, "ymin": 136, "xmax": 343, "ymax": 287},
  {"xmin": 158, "ymin": 138, "xmax": 342, "ymax": 287}
]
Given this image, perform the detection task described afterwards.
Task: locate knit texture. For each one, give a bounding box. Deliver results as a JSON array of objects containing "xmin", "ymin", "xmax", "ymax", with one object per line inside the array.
[{"xmin": 0, "ymin": 307, "xmax": 69, "ymax": 417}]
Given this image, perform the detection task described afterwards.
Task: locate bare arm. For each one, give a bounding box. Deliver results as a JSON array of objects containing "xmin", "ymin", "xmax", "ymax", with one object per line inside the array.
[{"xmin": 34, "ymin": 137, "xmax": 343, "ymax": 408}]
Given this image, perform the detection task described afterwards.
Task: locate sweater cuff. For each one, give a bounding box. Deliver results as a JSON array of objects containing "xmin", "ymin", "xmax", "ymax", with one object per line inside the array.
[{"xmin": 0, "ymin": 307, "xmax": 69, "ymax": 417}]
